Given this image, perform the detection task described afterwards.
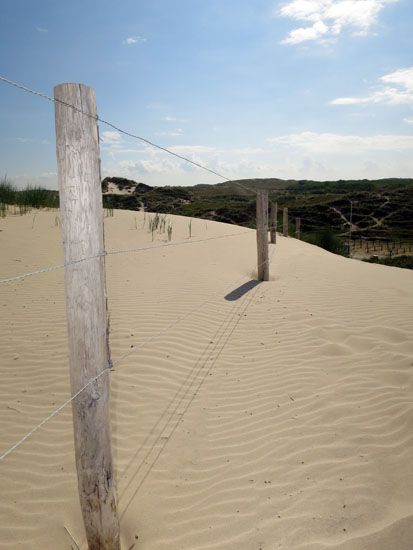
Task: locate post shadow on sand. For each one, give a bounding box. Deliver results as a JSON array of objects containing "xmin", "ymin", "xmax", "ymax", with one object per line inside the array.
[{"xmin": 224, "ymin": 280, "xmax": 261, "ymax": 301}]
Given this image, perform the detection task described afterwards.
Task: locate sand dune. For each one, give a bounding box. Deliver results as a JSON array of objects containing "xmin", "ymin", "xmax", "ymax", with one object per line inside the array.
[{"xmin": 0, "ymin": 209, "xmax": 412, "ymax": 549}]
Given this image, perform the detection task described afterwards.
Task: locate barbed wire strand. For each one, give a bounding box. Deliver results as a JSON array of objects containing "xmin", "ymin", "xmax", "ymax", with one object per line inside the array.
[
  {"xmin": 0, "ymin": 75, "xmax": 255, "ymax": 195},
  {"xmin": 0, "ymin": 230, "xmax": 251, "ymax": 285},
  {"xmin": 0, "ymin": 245, "xmax": 275, "ymax": 463}
]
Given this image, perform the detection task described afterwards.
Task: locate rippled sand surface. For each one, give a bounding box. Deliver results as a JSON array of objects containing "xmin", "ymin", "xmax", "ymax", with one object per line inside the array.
[{"xmin": 1, "ymin": 209, "xmax": 412, "ymax": 549}]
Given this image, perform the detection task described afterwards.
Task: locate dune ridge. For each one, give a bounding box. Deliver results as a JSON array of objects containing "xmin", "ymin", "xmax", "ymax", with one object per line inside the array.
[{"xmin": 0, "ymin": 209, "xmax": 412, "ymax": 549}]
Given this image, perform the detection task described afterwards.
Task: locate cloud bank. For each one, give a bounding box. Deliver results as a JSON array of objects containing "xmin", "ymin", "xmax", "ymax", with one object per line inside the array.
[
  {"xmin": 331, "ymin": 67, "xmax": 413, "ymax": 105},
  {"xmin": 278, "ymin": 0, "xmax": 398, "ymax": 45}
]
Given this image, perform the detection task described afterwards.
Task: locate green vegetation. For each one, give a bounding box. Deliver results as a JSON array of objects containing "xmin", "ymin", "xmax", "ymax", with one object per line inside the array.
[
  {"xmin": 302, "ymin": 229, "xmax": 348, "ymax": 257},
  {"xmin": 0, "ymin": 177, "xmax": 59, "ymax": 213},
  {"xmin": 102, "ymin": 176, "xmax": 413, "ymax": 249},
  {"xmin": 2, "ymin": 175, "xmax": 411, "ymax": 263},
  {"xmin": 0, "ymin": 178, "xmax": 16, "ymax": 204},
  {"xmin": 364, "ymin": 255, "xmax": 413, "ymax": 270},
  {"xmin": 147, "ymin": 213, "xmax": 172, "ymax": 242}
]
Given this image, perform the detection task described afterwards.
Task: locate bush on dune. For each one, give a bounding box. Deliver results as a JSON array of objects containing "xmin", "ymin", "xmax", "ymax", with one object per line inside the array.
[
  {"xmin": 0, "ymin": 177, "xmax": 59, "ymax": 210},
  {"xmin": 364, "ymin": 255, "xmax": 413, "ymax": 270},
  {"xmin": 302, "ymin": 229, "xmax": 348, "ymax": 257}
]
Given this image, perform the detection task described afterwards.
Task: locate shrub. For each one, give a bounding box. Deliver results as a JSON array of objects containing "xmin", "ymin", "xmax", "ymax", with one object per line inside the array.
[
  {"xmin": 364, "ymin": 255, "xmax": 413, "ymax": 270},
  {"xmin": 303, "ymin": 229, "xmax": 348, "ymax": 257},
  {"xmin": 0, "ymin": 177, "xmax": 17, "ymax": 204},
  {"xmin": 0, "ymin": 177, "xmax": 58, "ymax": 209}
]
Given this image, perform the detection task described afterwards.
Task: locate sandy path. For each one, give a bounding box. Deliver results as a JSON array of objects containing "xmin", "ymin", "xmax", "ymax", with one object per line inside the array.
[{"xmin": 0, "ymin": 209, "xmax": 412, "ymax": 549}]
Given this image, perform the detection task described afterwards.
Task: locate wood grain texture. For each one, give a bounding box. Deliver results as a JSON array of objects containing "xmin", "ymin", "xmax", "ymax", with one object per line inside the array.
[
  {"xmin": 256, "ymin": 190, "xmax": 269, "ymax": 281},
  {"xmin": 283, "ymin": 207, "xmax": 289, "ymax": 238},
  {"xmin": 270, "ymin": 202, "xmax": 277, "ymax": 244},
  {"xmin": 54, "ymin": 83, "xmax": 121, "ymax": 549},
  {"xmin": 296, "ymin": 217, "xmax": 301, "ymax": 240}
]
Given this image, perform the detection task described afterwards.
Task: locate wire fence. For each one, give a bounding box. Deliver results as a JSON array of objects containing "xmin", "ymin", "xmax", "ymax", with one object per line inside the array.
[
  {"xmin": 7, "ymin": 71, "xmax": 409, "ymax": 546},
  {"xmin": 0, "ymin": 75, "xmax": 255, "ymax": 195},
  {"xmin": 0, "ymin": 231, "xmax": 274, "ymax": 462},
  {"xmin": 0, "ymin": 74, "xmax": 281, "ymax": 549},
  {"xmin": 0, "ymin": 229, "xmax": 251, "ymax": 285},
  {"xmin": 0, "ymin": 76, "xmax": 274, "ymax": 461}
]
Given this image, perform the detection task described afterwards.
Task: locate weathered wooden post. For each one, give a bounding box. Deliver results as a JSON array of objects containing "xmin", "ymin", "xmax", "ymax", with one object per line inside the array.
[
  {"xmin": 270, "ymin": 202, "xmax": 277, "ymax": 244},
  {"xmin": 283, "ymin": 207, "xmax": 288, "ymax": 237},
  {"xmin": 54, "ymin": 83, "xmax": 121, "ymax": 549},
  {"xmin": 295, "ymin": 217, "xmax": 301, "ymax": 240},
  {"xmin": 256, "ymin": 190, "xmax": 269, "ymax": 281}
]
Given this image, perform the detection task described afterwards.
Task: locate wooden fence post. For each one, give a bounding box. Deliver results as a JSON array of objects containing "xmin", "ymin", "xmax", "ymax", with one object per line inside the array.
[
  {"xmin": 54, "ymin": 83, "xmax": 121, "ymax": 550},
  {"xmin": 283, "ymin": 207, "xmax": 288, "ymax": 237},
  {"xmin": 256, "ymin": 190, "xmax": 269, "ymax": 281},
  {"xmin": 295, "ymin": 217, "xmax": 301, "ymax": 240},
  {"xmin": 270, "ymin": 202, "xmax": 277, "ymax": 244}
]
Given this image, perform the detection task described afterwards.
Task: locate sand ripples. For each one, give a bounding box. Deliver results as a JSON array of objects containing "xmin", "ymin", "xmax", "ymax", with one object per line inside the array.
[{"xmin": 0, "ymin": 211, "xmax": 412, "ymax": 549}]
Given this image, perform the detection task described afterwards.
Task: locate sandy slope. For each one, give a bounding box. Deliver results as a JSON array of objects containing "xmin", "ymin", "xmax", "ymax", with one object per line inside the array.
[{"xmin": 0, "ymin": 209, "xmax": 412, "ymax": 550}]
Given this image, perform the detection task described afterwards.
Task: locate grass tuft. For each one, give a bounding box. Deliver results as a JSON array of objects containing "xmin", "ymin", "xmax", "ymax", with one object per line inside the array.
[{"xmin": 0, "ymin": 176, "xmax": 59, "ymax": 215}]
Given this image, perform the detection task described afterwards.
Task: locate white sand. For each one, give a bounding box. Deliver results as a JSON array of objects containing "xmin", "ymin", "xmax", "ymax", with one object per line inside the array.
[{"xmin": 0, "ymin": 209, "xmax": 412, "ymax": 549}]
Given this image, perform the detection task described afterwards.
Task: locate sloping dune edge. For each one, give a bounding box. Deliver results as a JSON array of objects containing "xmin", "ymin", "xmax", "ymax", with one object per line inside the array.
[{"xmin": 0, "ymin": 209, "xmax": 412, "ymax": 550}]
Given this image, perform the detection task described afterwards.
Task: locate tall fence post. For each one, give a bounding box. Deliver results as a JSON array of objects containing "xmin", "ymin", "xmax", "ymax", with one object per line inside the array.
[
  {"xmin": 256, "ymin": 190, "xmax": 269, "ymax": 281},
  {"xmin": 270, "ymin": 202, "xmax": 277, "ymax": 244},
  {"xmin": 295, "ymin": 217, "xmax": 301, "ymax": 240},
  {"xmin": 283, "ymin": 207, "xmax": 289, "ymax": 237},
  {"xmin": 54, "ymin": 83, "xmax": 121, "ymax": 550}
]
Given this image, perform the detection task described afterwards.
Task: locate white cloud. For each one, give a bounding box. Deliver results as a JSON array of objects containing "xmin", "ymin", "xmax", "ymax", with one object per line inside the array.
[
  {"xmin": 118, "ymin": 157, "xmax": 179, "ymax": 175},
  {"xmin": 99, "ymin": 132, "xmax": 413, "ymax": 186},
  {"xmin": 282, "ymin": 20, "xmax": 329, "ymax": 44},
  {"xmin": 278, "ymin": 0, "xmax": 398, "ymax": 45},
  {"xmin": 156, "ymin": 128, "xmax": 184, "ymax": 137},
  {"xmin": 168, "ymin": 145, "xmax": 216, "ymax": 155},
  {"xmin": 404, "ymin": 117, "xmax": 413, "ymax": 125},
  {"xmin": 381, "ymin": 67, "xmax": 413, "ymax": 92},
  {"xmin": 123, "ymin": 36, "xmax": 147, "ymax": 45},
  {"xmin": 35, "ymin": 26, "xmax": 48, "ymax": 33},
  {"xmin": 100, "ymin": 130, "xmax": 122, "ymax": 145},
  {"xmin": 268, "ymin": 131, "xmax": 413, "ymax": 153},
  {"xmin": 331, "ymin": 67, "xmax": 413, "ymax": 105}
]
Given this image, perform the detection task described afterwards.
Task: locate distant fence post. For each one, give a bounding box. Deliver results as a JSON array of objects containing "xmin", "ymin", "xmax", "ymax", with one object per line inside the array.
[
  {"xmin": 295, "ymin": 217, "xmax": 301, "ymax": 240},
  {"xmin": 256, "ymin": 190, "xmax": 269, "ymax": 281},
  {"xmin": 270, "ymin": 202, "xmax": 277, "ymax": 244},
  {"xmin": 283, "ymin": 207, "xmax": 288, "ymax": 237},
  {"xmin": 54, "ymin": 83, "xmax": 121, "ymax": 549}
]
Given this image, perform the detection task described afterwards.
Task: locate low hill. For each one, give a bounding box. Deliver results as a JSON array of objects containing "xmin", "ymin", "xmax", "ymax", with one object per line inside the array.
[{"xmin": 102, "ymin": 177, "xmax": 413, "ymax": 241}]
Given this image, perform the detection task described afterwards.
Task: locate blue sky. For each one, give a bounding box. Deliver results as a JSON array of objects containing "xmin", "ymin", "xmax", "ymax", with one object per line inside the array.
[{"xmin": 0, "ymin": 0, "xmax": 412, "ymax": 188}]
